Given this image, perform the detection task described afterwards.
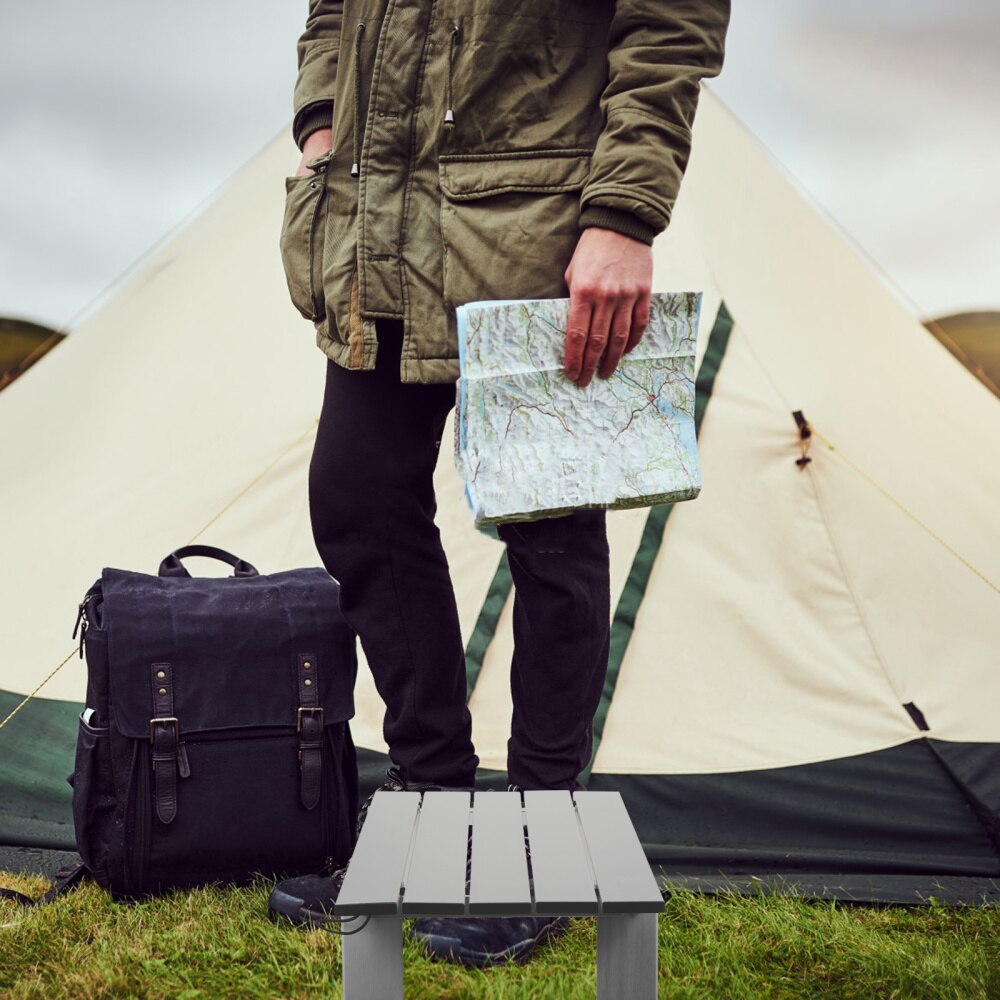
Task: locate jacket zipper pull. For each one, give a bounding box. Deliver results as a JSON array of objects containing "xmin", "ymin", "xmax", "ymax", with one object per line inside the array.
[
  {"xmin": 444, "ymin": 23, "xmax": 459, "ymax": 127},
  {"xmin": 351, "ymin": 22, "xmax": 366, "ymax": 177}
]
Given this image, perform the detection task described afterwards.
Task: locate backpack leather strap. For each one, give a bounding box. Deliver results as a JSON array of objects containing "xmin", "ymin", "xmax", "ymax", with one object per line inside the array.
[
  {"xmin": 0, "ymin": 858, "xmax": 88, "ymax": 910},
  {"xmin": 150, "ymin": 662, "xmax": 179, "ymax": 824},
  {"xmin": 297, "ymin": 652, "xmax": 323, "ymax": 810}
]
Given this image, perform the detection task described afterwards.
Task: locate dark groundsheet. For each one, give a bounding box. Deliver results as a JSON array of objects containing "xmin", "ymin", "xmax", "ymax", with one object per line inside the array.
[{"xmin": 3, "ymin": 707, "xmax": 998, "ymax": 908}]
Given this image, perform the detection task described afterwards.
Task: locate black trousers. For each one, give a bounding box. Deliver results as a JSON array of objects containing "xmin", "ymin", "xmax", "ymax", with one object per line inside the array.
[{"xmin": 308, "ymin": 320, "xmax": 610, "ymax": 791}]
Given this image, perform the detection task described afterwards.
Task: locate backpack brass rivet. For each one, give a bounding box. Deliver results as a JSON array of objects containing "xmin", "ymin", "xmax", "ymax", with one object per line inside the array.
[
  {"xmin": 304, "ymin": 662, "xmax": 312, "ymax": 669},
  {"xmin": 156, "ymin": 670, "xmax": 166, "ymax": 680},
  {"xmin": 158, "ymin": 687, "xmax": 167, "ymax": 696},
  {"xmin": 304, "ymin": 678, "xmax": 312, "ymax": 687}
]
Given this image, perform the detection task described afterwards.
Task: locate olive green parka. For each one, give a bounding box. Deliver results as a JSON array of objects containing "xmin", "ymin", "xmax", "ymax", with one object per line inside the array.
[{"xmin": 280, "ymin": 0, "xmax": 730, "ymax": 383}]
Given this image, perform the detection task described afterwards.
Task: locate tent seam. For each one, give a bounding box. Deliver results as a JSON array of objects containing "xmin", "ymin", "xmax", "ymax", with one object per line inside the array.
[
  {"xmin": 738, "ymin": 326, "xmax": 998, "ymax": 597},
  {"xmin": 919, "ymin": 737, "xmax": 1000, "ymax": 859},
  {"xmin": 805, "ymin": 462, "xmax": 908, "ymax": 716},
  {"xmin": 736, "ymin": 323, "xmax": 915, "ymax": 728}
]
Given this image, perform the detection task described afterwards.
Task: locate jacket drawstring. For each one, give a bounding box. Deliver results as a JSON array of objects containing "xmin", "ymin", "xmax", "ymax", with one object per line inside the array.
[
  {"xmin": 351, "ymin": 22, "xmax": 366, "ymax": 177},
  {"xmin": 444, "ymin": 23, "xmax": 459, "ymax": 127}
]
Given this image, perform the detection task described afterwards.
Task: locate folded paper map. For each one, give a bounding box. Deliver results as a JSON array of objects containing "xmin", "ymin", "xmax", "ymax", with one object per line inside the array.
[{"xmin": 455, "ymin": 292, "xmax": 702, "ymax": 527}]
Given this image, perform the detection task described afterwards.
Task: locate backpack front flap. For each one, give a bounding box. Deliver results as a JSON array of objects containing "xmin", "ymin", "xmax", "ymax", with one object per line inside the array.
[{"xmin": 103, "ymin": 566, "xmax": 356, "ymax": 739}]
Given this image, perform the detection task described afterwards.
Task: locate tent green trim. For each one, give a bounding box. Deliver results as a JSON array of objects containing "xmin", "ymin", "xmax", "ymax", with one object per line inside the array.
[
  {"xmin": 0, "ymin": 691, "xmax": 79, "ymax": 850},
  {"xmin": 463, "ymin": 552, "xmax": 511, "ymax": 696},
  {"xmin": 581, "ymin": 301, "xmax": 734, "ymax": 785}
]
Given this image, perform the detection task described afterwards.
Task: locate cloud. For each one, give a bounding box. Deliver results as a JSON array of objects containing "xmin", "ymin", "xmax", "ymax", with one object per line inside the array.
[
  {"xmin": 0, "ymin": 0, "xmax": 304, "ymax": 327},
  {"xmin": 713, "ymin": 0, "xmax": 1000, "ymax": 316}
]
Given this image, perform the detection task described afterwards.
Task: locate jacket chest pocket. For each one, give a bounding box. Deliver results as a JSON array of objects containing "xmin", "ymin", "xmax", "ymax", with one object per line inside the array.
[
  {"xmin": 279, "ymin": 158, "xmax": 332, "ymax": 322},
  {"xmin": 439, "ymin": 152, "xmax": 591, "ymax": 310}
]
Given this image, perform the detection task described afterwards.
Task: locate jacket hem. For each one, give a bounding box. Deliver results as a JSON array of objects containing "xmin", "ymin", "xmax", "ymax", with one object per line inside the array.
[{"xmin": 317, "ymin": 327, "xmax": 459, "ymax": 385}]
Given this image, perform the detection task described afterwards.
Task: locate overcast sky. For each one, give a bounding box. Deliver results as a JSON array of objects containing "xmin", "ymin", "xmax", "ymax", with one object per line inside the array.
[{"xmin": 2, "ymin": 0, "xmax": 998, "ymax": 331}]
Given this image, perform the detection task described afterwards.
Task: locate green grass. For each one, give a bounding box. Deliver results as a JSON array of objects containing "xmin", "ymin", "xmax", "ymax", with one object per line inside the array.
[{"xmin": 1, "ymin": 872, "xmax": 997, "ymax": 999}]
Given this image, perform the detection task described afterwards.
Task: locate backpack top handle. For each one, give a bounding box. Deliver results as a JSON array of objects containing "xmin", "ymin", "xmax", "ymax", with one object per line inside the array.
[{"xmin": 158, "ymin": 545, "xmax": 259, "ymax": 579}]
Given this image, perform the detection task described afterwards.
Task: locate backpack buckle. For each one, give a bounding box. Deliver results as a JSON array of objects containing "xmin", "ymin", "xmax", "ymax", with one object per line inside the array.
[
  {"xmin": 149, "ymin": 717, "xmax": 179, "ymax": 742},
  {"xmin": 296, "ymin": 707, "xmax": 324, "ymax": 732}
]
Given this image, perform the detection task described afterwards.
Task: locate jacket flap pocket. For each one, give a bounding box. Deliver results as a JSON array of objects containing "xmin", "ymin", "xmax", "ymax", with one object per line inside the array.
[{"xmin": 439, "ymin": 150, "xmax": 591, "ymax": 201}]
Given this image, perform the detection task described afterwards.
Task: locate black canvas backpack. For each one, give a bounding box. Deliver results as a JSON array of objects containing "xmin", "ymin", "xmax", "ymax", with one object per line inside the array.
[{"xmin": 69, "ymin": 545, "xmax": 360, "ymax": 899}]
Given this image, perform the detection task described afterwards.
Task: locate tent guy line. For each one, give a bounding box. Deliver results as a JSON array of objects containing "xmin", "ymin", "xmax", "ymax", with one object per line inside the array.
[
  {"xmin": 182, "ymin": 419, "xmax": 320, "ymax": 547},
  {"xmin": 0, "ymin": 418, "xmax": 321, "ymax": 734},
  {"xmin": 0, "ymin": 651, "xmax": 77, "ymax": 733}
]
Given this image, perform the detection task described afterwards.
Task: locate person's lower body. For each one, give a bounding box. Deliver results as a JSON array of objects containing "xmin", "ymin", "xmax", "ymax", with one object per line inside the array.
[
  {"xmin": 307, "ymin": 319, "xmax": 611, "ymax": 792},
  {"xmin": 272, "ymin": 319, "xmax": 610, "ymax": 965}
]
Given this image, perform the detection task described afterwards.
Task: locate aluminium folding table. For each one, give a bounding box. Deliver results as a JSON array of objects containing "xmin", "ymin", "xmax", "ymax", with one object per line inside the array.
[{"xmin": 334, "ymin": 788, "xmax": 663, "ymax": 999}]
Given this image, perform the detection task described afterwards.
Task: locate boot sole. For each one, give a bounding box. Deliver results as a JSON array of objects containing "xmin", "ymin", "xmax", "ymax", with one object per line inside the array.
[
  {"xmin": 267, "ymin": 887, "xmax": 338, "ymax": 929},
  {"xmin": 413, "ymin": 917, "xmax": 569, "ymax": 968}
]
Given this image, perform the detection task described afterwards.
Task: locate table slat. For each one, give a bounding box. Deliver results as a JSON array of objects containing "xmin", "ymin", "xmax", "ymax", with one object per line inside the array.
[
  {"xmin": 523, "ymin": 791, "xmax": 598, "ymax": 915},
  {"xmin": 401, "ymin": 792, "xmax": 470, "ymax": 914},
  {"xmin": 335, "ymin": 791, "xmax": 420, "ymax": 916},
  {"xmin": 574, "ymin": 792, "xmax": 664, "ymax": 914},
  {"xmin": 468, "ymin": 791, "xmax": 533, "ymax": 914}
]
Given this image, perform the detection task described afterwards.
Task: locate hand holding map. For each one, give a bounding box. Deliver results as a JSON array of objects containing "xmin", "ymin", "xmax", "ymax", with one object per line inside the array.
[{"xmin": 455, "ymin": 292, "xmax": 704, "ymax": 527}]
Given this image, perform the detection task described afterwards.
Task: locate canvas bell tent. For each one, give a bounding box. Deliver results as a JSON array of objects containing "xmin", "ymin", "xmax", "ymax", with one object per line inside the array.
[{"xmin": 2, "ymin": 91, "xmax": 998, "ymax": 902}]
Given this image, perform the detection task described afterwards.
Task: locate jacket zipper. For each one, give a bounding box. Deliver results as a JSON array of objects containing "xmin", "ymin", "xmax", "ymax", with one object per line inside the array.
[
  {"xmin": 351, "ymin": 22, "xmax": 367, "ymax": 177},
  {"xmin": 444, "ymin": 22, "xmax": 459, "ymax": 127},
  {"xmin": 350, "ymin": 20, "xmax": 460, "ymax": 172}
]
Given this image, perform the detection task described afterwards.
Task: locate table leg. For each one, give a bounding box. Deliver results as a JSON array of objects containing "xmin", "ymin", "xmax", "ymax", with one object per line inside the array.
[
  {"xmin": 597, "ymin": 912, "xmax": 658, "ymax": 1000},
  {"xmin": 341, "ymin": 915, "xmax": 404, "ymax": 1000}
]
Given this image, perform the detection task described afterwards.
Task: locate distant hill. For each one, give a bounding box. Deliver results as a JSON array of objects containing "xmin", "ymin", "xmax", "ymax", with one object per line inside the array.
[
  {"xmin": 0, "ymin": 317, "xmax": 64, "ymax": 391},
  {"xmin": 925, "ymin": 311, "xmax": 1000, "ymax": 399}
]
